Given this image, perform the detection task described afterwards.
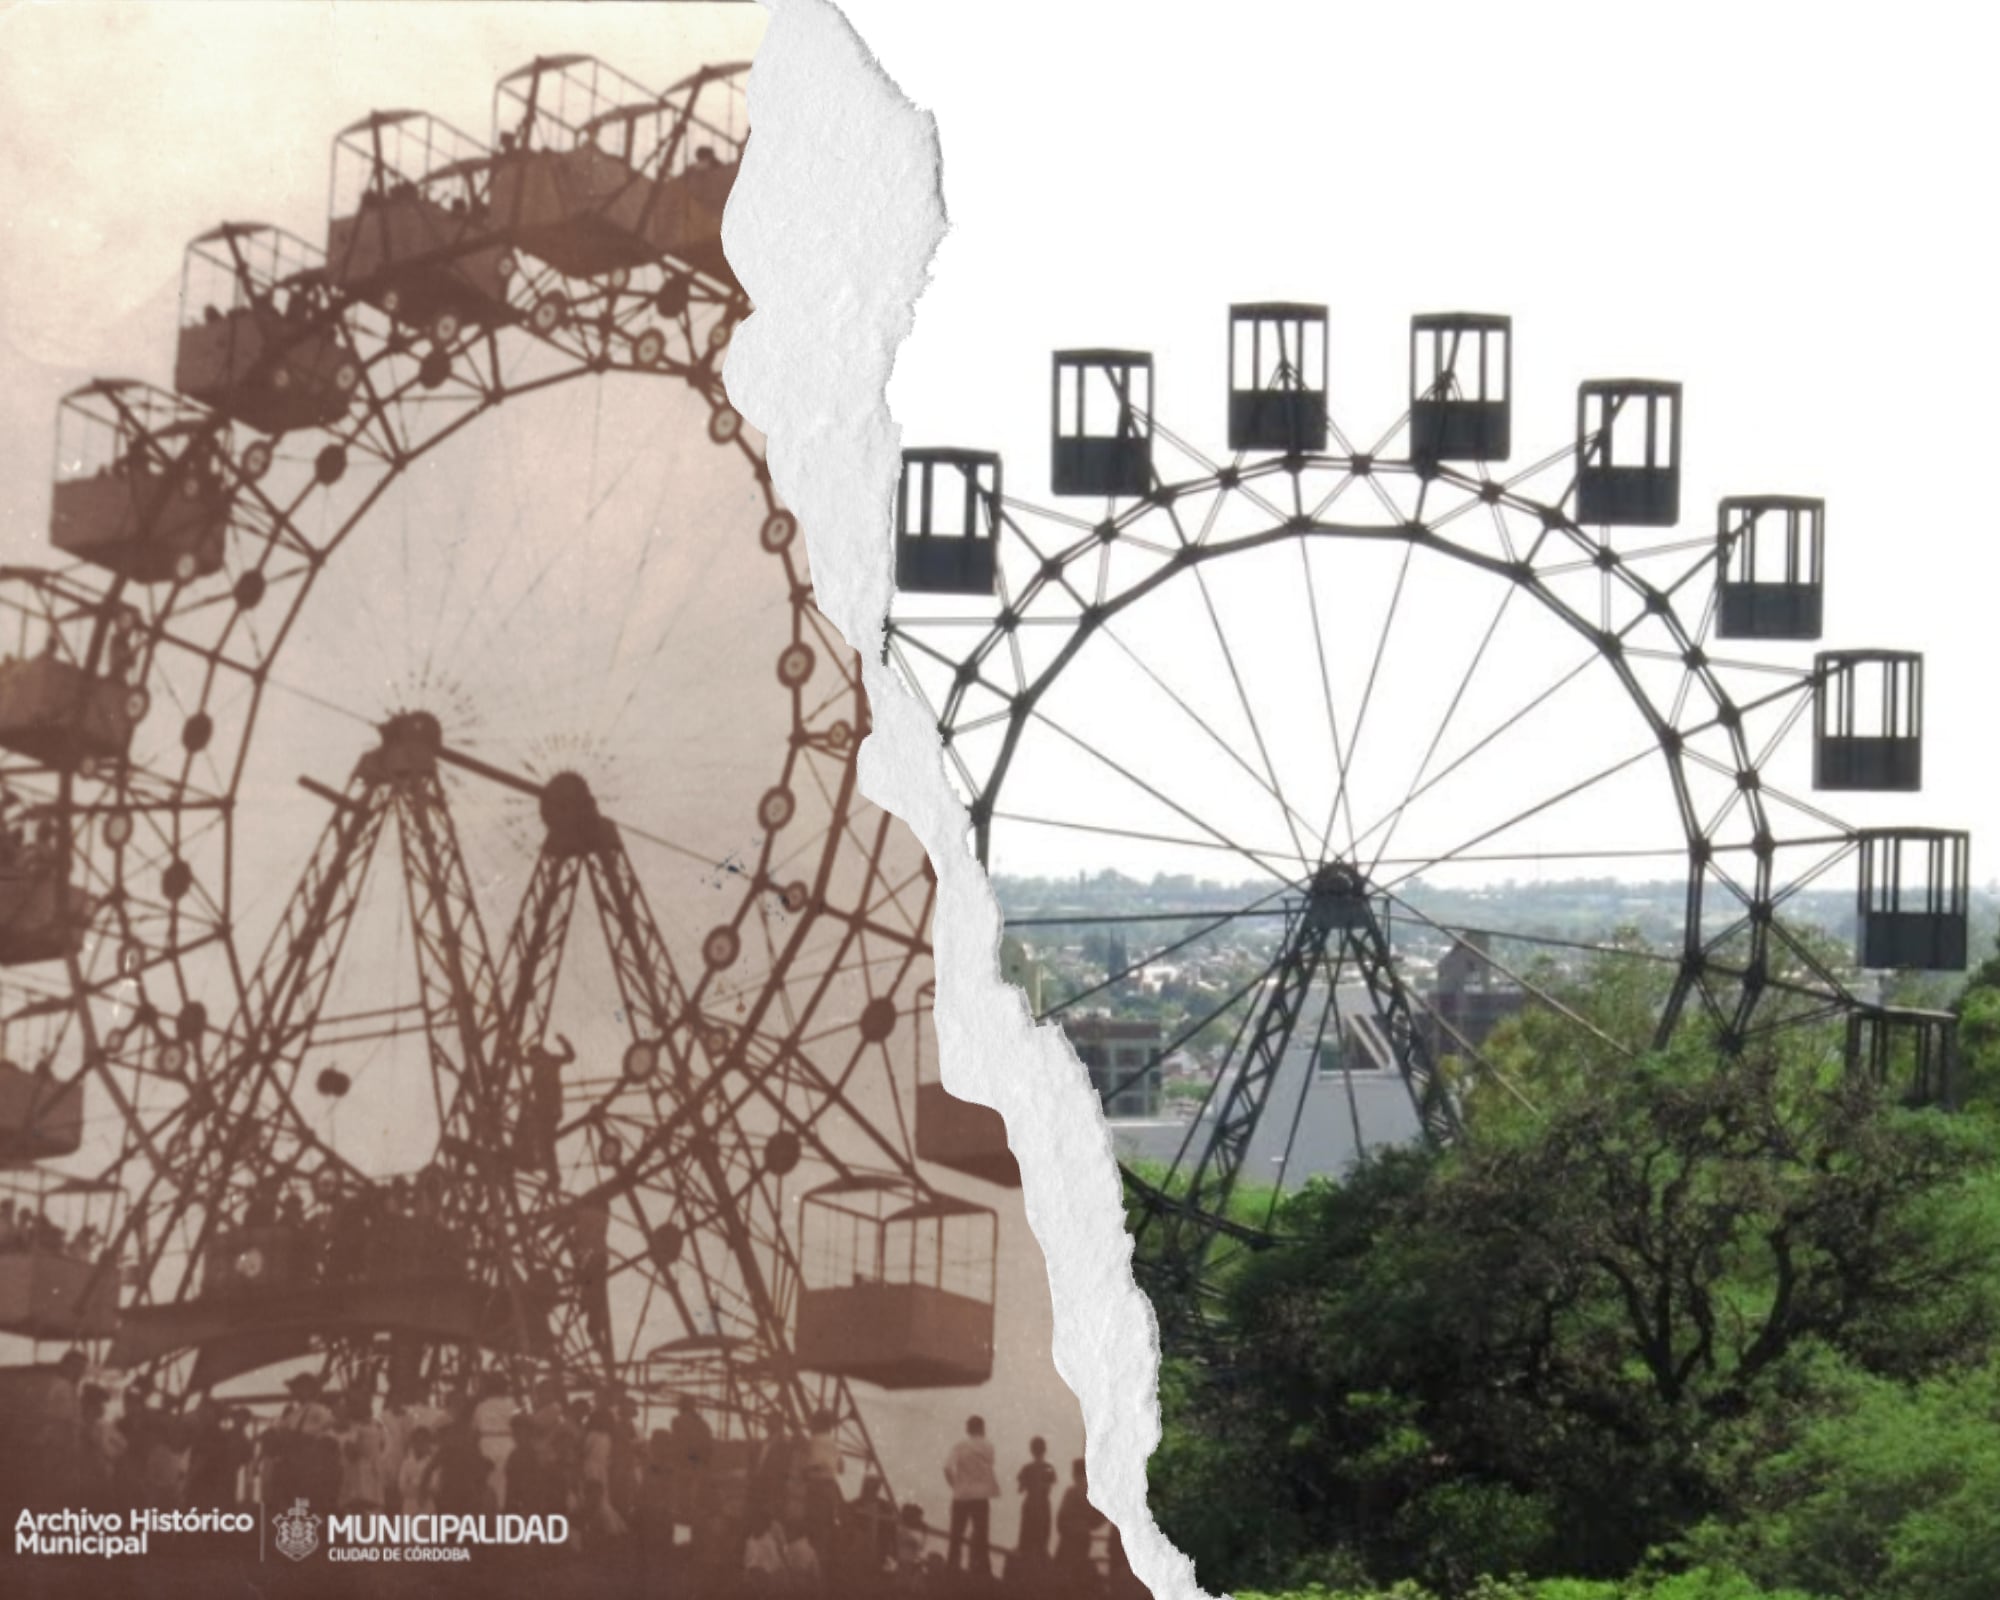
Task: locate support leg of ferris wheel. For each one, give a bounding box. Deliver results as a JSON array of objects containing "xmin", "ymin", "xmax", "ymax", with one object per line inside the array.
[
  {"xmin": 107, "ymin": 757, "xmax": 396, "ymax": 1311},
  {"xmin": 567, "ymin": 786, "xmax": 891, "ymax": 1490},
  {"xmin": 375, "ymin": 723, "xmax": 555, "ymax": 1369},
  {"xmin": 1132, "ymin": 861, "xmax": 1458, "ymax": 1329}
]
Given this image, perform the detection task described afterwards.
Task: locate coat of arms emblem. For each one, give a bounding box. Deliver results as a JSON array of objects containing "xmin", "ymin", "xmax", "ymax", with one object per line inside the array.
[{"xmin": 273, "ymin": 1498, "xmax": 320, "ymax": 1562}]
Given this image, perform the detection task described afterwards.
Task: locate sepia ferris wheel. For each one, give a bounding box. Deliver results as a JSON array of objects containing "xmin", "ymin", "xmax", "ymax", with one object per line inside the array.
[
  {"xmin": 0, "ymin": 54, "xmax": 1024, "ymax": 1481},
  {"xmin": 885, "ymin": 307, "xmax": 1972, "ymax": 1328}
]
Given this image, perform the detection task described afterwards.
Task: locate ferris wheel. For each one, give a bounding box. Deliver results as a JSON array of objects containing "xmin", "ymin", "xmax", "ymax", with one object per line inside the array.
[
  {"xmin": 885, "ymin": 306, "xmax": 1971, "ymax": 1327},
  {"xmin": 0, "ymin": 54, "xmax": 1021, "ymax": 1481}
]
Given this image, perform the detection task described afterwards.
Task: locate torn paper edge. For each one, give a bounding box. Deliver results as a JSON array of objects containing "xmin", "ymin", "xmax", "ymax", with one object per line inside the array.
[{"xmin": 721, "ymin": 3, "xmax": 1205, "ymax": 1597}]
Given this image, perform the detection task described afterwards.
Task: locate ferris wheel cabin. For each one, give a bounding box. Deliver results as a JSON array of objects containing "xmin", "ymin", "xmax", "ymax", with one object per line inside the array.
[
  {"xmin": 1716, "ymin": 496, "xmax": 1826, "ymax": 641},
  {"xmin": 326, "ymin": 111, "xmax": 514, "ymax": 342},
  {"xmin": 1855, "ymin": 829, "xmax": 1970, "ymax": 972},
  {"xmin": 175, "ymin": 224, "xmax": 362, "ymax": 436},
  {"xmin": 1846, "ymin": 1006, "xmax": 1959, "ymax": 1108},
  {"xmin": 1051, "ymin": 351, "xmax": 1154, "ymax": 497},
  {"xmin": 488, "ymin": 57, "xmax": 746, "ymax": 288},
  {"xmin": 0, "ymin": 617, "xmax": 149, "ymax": 780},
  {"xmin": 0, "ymin": 1062, "xmax": 83, "ymax": 1163},
  {"xmin": 110, "ymin": 1170, "xmax": 544, "ymax": 1378},
  {"xmin": 896, "ymin": 450, "xmax": 1002, "ymax": 596},
  {"xmin": 1409, "ymin": 313, "xmax": 1512, "ymax": 463},
  {"xmin": 1814, "ymin": 650, "xmax": 1923, "ymax": 791},
  {"xmin": 794, "ymin": 1178, "xmax": 997, "ymax": 1389},
  {"xmin": 1575, "ymin": 379, "xmax": 1682, "ymax": 525},
  {"xmin": 48, "ymin": 382, "xmax": 231, "ymax": 585},
  {"xmin": 0, "ymin": 848, "xmax": 90, "ymax": 968},
  {"xmin": 0, "ymin": 1176, "xmax": 122, "ymax": 1341},
  {"xmin": 1228, "ymin": 303, "xmax": 1328, "ymax": 453}
]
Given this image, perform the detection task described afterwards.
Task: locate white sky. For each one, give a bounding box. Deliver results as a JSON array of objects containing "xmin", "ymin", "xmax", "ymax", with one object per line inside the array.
[{"xmin": 852, "ymin": 0, "xmax": 1999, "ymax": 891}]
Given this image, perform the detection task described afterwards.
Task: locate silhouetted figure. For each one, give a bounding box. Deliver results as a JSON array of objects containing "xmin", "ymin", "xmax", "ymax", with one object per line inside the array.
[
  {"xmin": 336, "ymin": 1389, "xmax": 387, "ymax": 1511},
  {"xmin": 471, "ymin": 1371, "xmax": 516, "ymax": 1511},
  {"xmin": 33, "ymin": 1351, "xmax": 88, "ymax": 1509},
  {"xmin": 523, "ymin": 1034, "xmax": 572, "ymax": 1175},
  {"xmin": 432, "ymin": 1404, "xmax": 490, "ymax": 1515},
  {"xmin": 114, "ymin": 1376, "xmax": 159, "ymax": 1504},
  {"xmin": 637, "ymin": 1429, "xmax": 679, "ymax": 1584},
  {"xmin": 894, "ymin": 1502, "xmax": 927, "ymax": 1586},
  {"xmin": 505, "ymin": 1413, "xmax": 566, "ymax": 1521},
  {"xmin": 264, "ymin": 1371, "xmax": 333, "ymax": 1508},
  {"xmin": 573, "ymin": 1203, "xmax": 614, "ymax": 1365},
  {"xmin": 666, "ymin": 1394, "xmax": 716, "ymax": 1561},
  {"xmin": 399, "ymin": 1426, "xmax": 439, "ymax": 1515},
  {"xmin": 187, "ymin": 1400, "xmax": 249, "ymax": 1509},
  {"xmin": 142, "ymin": 1415, "xmax": 193, "ymax": 1507},
  {"xmin": 78, "ymin": 1384, "xmax": 120, "ymax": 1505},
  {"xmin": 1054, "ymin": 1458, "xmax": 1103, "ymax": 1581},
  {"xmin": 801, "ymin": 1406, "xmax": 842, "ymax": 1559},
  {"xmin": 1013, "ymin": 1435, "xmax": 1057, "ymax": 1580},
  {"xmin": 943, "ymin": 1414, "xmax": 998, "ymax": 1578},
  {"xmin": 579, "ymin": 1401, "xmax": 628, "ymax": 1540}
]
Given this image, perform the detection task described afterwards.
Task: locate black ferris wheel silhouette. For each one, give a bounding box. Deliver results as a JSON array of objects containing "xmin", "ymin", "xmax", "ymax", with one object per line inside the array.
[{"xmin": 886, "ymin": 305, "xmax": 1971, "ymax": 1327}]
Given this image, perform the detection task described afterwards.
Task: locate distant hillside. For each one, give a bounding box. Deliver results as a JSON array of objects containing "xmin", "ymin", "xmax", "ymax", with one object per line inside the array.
[{"xmin": 993, "ymin": 869, "xmax": 2000, "ymax": 971}]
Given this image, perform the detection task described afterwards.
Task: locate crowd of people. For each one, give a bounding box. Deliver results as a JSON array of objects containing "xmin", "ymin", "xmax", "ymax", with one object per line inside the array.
[{"xmin": 6, "ymin": 1355, "xmax": 1143, "ymax": 1597}]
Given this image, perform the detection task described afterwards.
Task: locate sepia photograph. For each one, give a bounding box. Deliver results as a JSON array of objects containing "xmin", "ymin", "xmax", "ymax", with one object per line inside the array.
[{"xmin": 0, "ymin": 5, "xmax": 1095, "ymax": 1597}]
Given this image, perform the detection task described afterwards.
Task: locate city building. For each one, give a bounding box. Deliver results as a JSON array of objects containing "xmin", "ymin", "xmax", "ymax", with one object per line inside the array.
[
  {"xmin": 1423, "ymin": 931, "xmax": 1527, "ymax": 1058},
  {"xmin": 1060, "ymin": 1015, "xmax": 1164, "ymax": 1119}
]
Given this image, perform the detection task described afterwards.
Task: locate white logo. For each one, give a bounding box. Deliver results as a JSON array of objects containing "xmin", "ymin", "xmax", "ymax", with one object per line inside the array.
[{"xmin": 273, "ymin": 1498, "xmax": 320, "ymax": 1561}]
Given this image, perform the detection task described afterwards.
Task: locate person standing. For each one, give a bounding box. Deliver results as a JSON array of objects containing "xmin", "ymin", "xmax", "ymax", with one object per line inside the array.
[
  {"xmin": 264, "ymin": 1372, "xmax": 333, "ymax": 1509},
  {"xmin": 666, "ymin": 1394, "xmax": 716, "ymax": 1571},
  {"xmin": 336, "ymin": 1390, "xmax": 388, "ymax": 1512},
  {"xmin": 432, "ymin": 1403, "xmax": 490, "ymax": 1516},
  {"xmin": 1054, "ymin": 1457, "xmax": 1103, "ymax": 1578},
  {"xmin": 1013, "ymin": 1435, "xmax": 1057, "ymax": 1577},
  {"xmin": 78, "ymin": 1385, "xmax": 124, "ymax": 1507},
  {"xmin": 941, "ymin": 1414, "xmax": 999, "ymax": 1578},
  {"xmin": 636, "ymin": 1430, "xmax": 679, "ymax": 1590},
  {"xmin": 505, "ymin": 1413, "xmax": 566, "ymax": 1521},
  {"xmin": 893, "ymin": 1502, "xmax": 928, "ymax": 1588},
  {"xmin": 800, "ymin": 1407, "xmax": 842, "ymax": 1561},
  {"xmin": 36, "ymin": 1351, "xmax": 89, "ymax": 1507},
  {"xmin": 470, "ymin": 1372, "xmax": 517, "ymax": 1512},
  {"xmin": 399, "ymin": 1427, "xmax": 439, "ymax": 1517},
  {"xmin": 186, "ymin": 1400, "xmax": 250, "ymax": 1510},
  {"xmin": 579, "ymin": 1402, "xmax": 629, "ymax": 1540}
]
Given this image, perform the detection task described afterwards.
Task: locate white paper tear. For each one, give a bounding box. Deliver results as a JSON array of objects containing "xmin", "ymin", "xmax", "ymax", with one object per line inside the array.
[{"xmin": 724, "ymin": 3, "xmax": 1202, "ymax": 1596}]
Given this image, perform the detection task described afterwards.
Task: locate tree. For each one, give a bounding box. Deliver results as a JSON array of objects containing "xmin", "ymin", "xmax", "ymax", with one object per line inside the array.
[
  {"xmin": 1950, "ymin": 926, "xmax": 2000, "ymax": 1113},
  {"xmin": 1681, "ymin": 1353, "xmax": 2000, "ymax": 1600},
  {"xmin": 1148, "ymin": 1008, "xmax": 2000, "ymax": 1595}
]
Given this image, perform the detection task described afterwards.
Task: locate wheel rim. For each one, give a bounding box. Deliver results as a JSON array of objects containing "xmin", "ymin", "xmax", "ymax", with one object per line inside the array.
[{"xmin": 886, "ymin": 320, "xmax": 1966, "ymax": 1317}]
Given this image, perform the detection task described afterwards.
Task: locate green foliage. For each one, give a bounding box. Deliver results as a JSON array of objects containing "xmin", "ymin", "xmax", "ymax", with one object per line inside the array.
[
  {"xmin": 1952, "ymin": 926, "xmax": 2000, "ymax": 1114},
  {"xmin": 1147, "ymin": 955, "xmax": 2000, "ymax": 1598},
  {"xmin": 1680, "ymin": 1354, "xmax": 2000, "ymax": 1600},
  {"xmin": 1232, "ymin": 1571, "xmax": 1827, "ymax": 1600}
]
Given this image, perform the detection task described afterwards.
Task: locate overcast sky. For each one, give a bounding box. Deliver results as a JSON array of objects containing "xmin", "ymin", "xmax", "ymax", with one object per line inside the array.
[{"xmin": 849, "ymin": 0, "xmax": 1999, "ymax": 892}]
